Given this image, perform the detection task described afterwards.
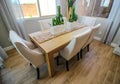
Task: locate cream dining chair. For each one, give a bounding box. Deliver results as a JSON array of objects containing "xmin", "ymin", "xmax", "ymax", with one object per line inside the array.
[
  {"xmin": 9, "ymin": 30, "xmax": 46, "ymax": 79},
  {"xmin": 38, "ymin": 18, "xmax": 52, "ymax": 31},
  {"xmin": 80, "ymin": 16, "xmax": 96, "ymax": 26},
  {"xmin": 60, "ymin": 28, "xmax": 91, "ymax": 71},
  {"xmin": 80, "ymin": 24, "xmax": 101, "ymax": 58}
]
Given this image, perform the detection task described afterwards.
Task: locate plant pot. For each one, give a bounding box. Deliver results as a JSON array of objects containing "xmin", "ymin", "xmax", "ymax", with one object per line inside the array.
[
  {"xmin": 67, "ymin": 21, "xmax": 81, "ymax": 31},
  {"xmin": 50, "ymin": 24, "xmax": 66, "ymax": 36},
  {"xmin": 66, "ymin": 22, "xmax": 73, "ymax": 32}
]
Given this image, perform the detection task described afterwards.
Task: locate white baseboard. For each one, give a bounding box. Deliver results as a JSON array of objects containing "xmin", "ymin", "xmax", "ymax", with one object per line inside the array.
[
  {"xmin": 111, "ymin": 43, "xmax": 117, "ymax": 48},
  {"xmin": 4, "ymin": 46, "xmax": 14, "ymax": 51},
  {"xmin": 94, "ymin": 36, "xmax": 102, "ymax": 41}
]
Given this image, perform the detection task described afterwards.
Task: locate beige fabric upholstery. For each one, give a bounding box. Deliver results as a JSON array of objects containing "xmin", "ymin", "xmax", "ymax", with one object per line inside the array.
[
  {"xmin": 80, "ymin": 16, "xmax": 96, "ymax": 26},
  {"xmin": 38, "ymin": 19, "xmax": 52, "ymax": 31},
  {"xmin": 60, "ymin": 28, "xmax": 91, "ymax": 61},
  {"xmin": 9, "ymin": 31, "xmax": 36, "ymax": 49},
  {"xmin": 23, "ymin": 40, "xmax": 37, "ymax": 49},
  {"xmin": 9, "ymin": 31, "xmax": 45, "ymax": 68},
  {"xmin": 82, "ymin": 24, "xmax": 101, "ymax": 49},
  {"xmin": 63, "ymin": 17, "xmax": 67, "ymax": 25},
  {"xmin": 16, "ymin": 42, "xmax": 45, "ymax": 68}
]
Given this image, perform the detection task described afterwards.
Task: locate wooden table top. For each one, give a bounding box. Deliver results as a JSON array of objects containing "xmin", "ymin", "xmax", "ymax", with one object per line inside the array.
[{"xmin": 29, "ymin": 27, "xmax": 89, "ymax": 53}]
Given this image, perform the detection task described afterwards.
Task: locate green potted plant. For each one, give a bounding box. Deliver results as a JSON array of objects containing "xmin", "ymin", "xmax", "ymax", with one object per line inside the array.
[
  {"xmin": 51, "ymin": 6, "xmax": 66, "ymax": 35},
  {"xmin": 67, "ymin": 0, "xmax": 78, "ymax": 31},
  {"xmin": 52, "ymin": 6, "xmax": 64, "ymax": 26}
]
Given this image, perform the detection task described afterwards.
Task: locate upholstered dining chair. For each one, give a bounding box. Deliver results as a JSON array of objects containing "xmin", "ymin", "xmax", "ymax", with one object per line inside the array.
[
  {"xmin": 80, "ymin": 16, "xmax": 96, "ymax": 26},
  {"xmin": 38, "ymin": 17, "xmax": 67, "ymax": 31},
  {"xmin": 60, "ymin": 28, "xmax": 91, "ymax": 71},
  {"xmin": 38, "ymin": 18, "xmax": 52, "ymax": 31},
  {"xmin": 9, "ymin": 30, "xmax": 46, "ymax": 79},
  {"xmin": 80, "ymin": 24, "xmax": 101, "ymax": 58}
]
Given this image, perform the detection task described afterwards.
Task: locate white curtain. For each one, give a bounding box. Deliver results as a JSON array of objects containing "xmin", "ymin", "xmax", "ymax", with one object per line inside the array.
[
  {"xmin": 0, "ymin": 46, "xmax": 8, "ymax": 69},
  {"xmin": 75, "ymin": 0, "xmax": 88, "ymax": 16},
  {"xmin": 0, "ymin": 0, "xmax": 28, "ymax": 40},
  {"xmin": 56, "ymin": 0, "xmax": 67, "ymax": 17},
  {"xmin": 105, "ymin": 0, "xmax": 120, "ymax": 44}
]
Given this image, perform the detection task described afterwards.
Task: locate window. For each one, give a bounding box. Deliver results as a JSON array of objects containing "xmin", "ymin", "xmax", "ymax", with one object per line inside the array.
[
  {"xmin": 19, "ymin": 0, "xmax": 56, "ymax": 18},
  {"xmin": 39, "ymin": 0, "xmax": 56, "ymax": 16},
  {"xmin": 19, "ymin": 0, "xmax": 39, "ymax": 18},
  {"xmin": 101, "ymin": 0, "xmax": 110, "ymax": 7}
]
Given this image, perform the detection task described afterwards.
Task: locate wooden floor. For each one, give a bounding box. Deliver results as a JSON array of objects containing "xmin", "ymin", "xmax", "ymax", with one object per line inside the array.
[{"xmin": 1, "ymin": 40, "xmax": 120, "ymax": 84}]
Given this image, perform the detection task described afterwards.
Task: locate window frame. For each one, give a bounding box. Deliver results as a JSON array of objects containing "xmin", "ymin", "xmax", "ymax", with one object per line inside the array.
[{"xmin": 20, "ymin": 0, "xmax": 57, "ymax": 19}]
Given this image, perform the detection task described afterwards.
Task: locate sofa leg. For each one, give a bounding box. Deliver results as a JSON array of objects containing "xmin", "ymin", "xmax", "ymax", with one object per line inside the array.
[
  {"xmin": 66, "ymin": 61, "xmax": 69, "ymax": 71},
  {"xmin": 36, "ymin": 68, "xmax": 40, "ymax": 79},
  {"xmin": 77, "ymin": 53, "xmax": 79, "ymax": 61},
  {"xmin": 80, "ymin": 49, "xmax": 83, "ymax": 59},
  {"xmin": 87, "ymin": 44, "xmax": 90, "ymax": 52}
]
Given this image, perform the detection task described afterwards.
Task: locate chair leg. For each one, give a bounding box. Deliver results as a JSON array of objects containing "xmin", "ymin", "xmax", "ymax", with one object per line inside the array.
[
  {"xmin": 87, "ymin": 44, "xmax": 90, "ymax": 52},
  {"xmin": 66, "ymin": 61, "xmax": 69, "ymax": 71},
  {"xmin": 30, "ymin": 63, "xmax": 32, "ymax": 66},
  {"xmin": 80, "ymin": 49, "xmax": 83, "ymax": 59},
  {"xmin": 36, "ymin": 68, "xmax": 40, "ymax": 79},
  {"xmin": 77, "ymin": 53, "xmax": 79, "ymax": 61},
  {"xmin": 56, "ymin": 56, "xmax": 59, "ymax": 65}
]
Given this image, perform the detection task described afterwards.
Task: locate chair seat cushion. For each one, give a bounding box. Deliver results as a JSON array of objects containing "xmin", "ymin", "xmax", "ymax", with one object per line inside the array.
[
  {"xmin": 32, "ymin": 48, "xmax": 58, "ymax": 58},
  {"xmin": 32, "ymin": 48, "xmax": 42, "ymax": 54}
]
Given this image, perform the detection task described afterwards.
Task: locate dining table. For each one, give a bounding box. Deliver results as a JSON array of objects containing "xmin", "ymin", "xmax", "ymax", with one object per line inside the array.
[{"xmin": 29, "ymin": 23, "xmax": 89, "ymax": 77}]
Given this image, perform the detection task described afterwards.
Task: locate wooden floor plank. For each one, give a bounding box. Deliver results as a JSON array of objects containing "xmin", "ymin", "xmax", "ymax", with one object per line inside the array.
[{"xmin": 1, "ymin": 40, "xmax": 120, "ymax": 84}]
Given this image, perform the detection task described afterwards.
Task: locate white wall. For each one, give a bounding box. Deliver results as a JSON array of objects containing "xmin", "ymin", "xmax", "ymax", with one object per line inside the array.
[
  {"xmin": 95, "ymin": 17, "xmax": 108, "ymax": 42},
  {"xmin": 78, "ymin": 16, "xmax": 108, "ymax": 41},
  {"xmin": 111, "ymin": 27, "xmax": 120, "ymax": 47},
  {"xmin": 113, "ymin": 27, "xmax": 120, "ymax": 44}
]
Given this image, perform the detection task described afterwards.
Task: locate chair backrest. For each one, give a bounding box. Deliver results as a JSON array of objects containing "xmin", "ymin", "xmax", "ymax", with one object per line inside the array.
[
  {"xmin": 83, "ymin": 24, "xmax": 101, "ymax": 48},
  {"xmin": 15, "ymin": 42, "xmax": 44, "ymax": 68},
  {"xmin": 38, "ymin": 17, "xmax": 67, "ymax": 31},
  {"xmin": 9, "ymin": 31, "xmax": 44, "ymax": 68},
  {"xmin": 38, "ymin": 19, "xmax": 52, "ymax": 31},
  {"xmin": 64, "ymin": 28, "xmax": 91, "ymax": 60},
  {"xmin": 88, "ymin": 24, "xmax": 101, "ymax": 43},
  {"xmin": 9, "ymin": 31, "xmax": 28, "ymax": 49},
  {"xmin": 80, "ymin": 16, "xmax": 96, "ymax": 26},
  {"xmin": 9, "ymin": 31, "xmax": 44, "ymax": 67},
  {"xmin": 9, "ymin": 30, "xmax": 29, "ymax": 60}
]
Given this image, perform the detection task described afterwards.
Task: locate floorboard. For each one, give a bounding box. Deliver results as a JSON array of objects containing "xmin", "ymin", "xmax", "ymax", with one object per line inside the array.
[{"xmin": 1, "ymin": 40, "xmax": 120, "ymax": 84}]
